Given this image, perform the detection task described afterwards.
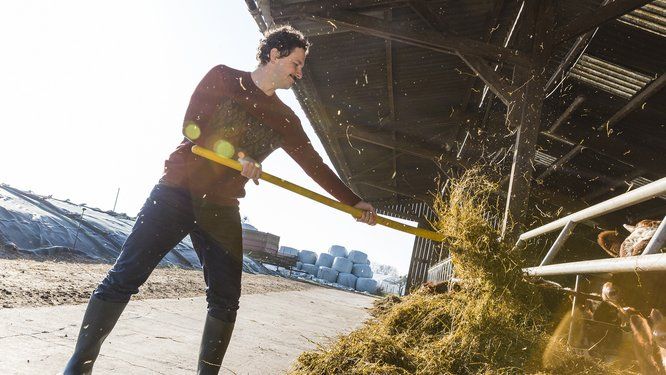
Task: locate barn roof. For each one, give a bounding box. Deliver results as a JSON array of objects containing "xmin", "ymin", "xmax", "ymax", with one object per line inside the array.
[{"xmin": 245, "ymin": 0, "xmax": 665, "ymax": 230}]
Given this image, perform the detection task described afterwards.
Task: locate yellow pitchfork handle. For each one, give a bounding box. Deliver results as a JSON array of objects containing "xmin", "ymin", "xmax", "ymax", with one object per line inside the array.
[{"xmin": 192, "ymin": 145, "xmax": 444, "ymax": 242}]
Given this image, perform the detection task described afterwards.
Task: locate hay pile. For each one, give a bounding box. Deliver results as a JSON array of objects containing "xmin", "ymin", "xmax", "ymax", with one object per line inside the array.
[{"xmin": 290, "ymin": 170, "xmax": 628, "ymax": 374}]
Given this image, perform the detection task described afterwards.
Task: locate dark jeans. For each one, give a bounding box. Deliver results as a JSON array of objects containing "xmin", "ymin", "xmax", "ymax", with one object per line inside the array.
[{"xmin": 94, "ymin": 184, "xmax": 243, "ymax": 322}]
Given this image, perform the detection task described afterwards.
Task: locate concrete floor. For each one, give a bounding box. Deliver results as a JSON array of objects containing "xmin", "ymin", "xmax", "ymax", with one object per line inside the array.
[{"xmin": 0, "ymin": 288, "xmax": 375, "ymax": 374}]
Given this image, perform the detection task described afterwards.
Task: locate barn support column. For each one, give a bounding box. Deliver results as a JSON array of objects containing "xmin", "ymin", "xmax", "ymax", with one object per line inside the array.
[
  {"xmin": 405, "ymin": 219, "xmax": 440, "ymax": 294},
  {"xmin": 500, "ymin": 0, "xmax": 554, "ymax": 240}
]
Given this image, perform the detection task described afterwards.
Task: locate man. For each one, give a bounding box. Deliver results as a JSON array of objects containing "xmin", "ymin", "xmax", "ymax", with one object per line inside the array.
[{"xmin": 64, "ymin": 25, "xmax": 376, "ymax": 374}]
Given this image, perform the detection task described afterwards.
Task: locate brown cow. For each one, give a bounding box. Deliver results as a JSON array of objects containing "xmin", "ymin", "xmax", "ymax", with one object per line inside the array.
[
  {"xmin": 598, "ymin": 220, "xmax": 661, "ymax": 257},
  {"xmin": 628, "ymin": 309, "xmax": 666, "ymax": 375}
]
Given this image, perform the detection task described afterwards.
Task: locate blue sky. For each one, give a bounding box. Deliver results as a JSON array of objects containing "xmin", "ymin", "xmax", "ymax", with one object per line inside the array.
[{"xmin": 0, "ymin": 0, "xmax": 417, "ymax": 274}]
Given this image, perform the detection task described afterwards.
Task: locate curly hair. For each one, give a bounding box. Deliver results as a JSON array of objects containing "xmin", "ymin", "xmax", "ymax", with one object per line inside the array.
[{"xmin": 256, "ymin": 25, "xmax": 310, "ymax": 65}]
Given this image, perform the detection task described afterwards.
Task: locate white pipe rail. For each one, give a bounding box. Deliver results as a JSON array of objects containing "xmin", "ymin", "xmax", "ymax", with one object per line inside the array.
[
  {"xmin": 525, "ymin": 253, "xmax": 666, "ymax": 276},
  {"xmin": 518, "ymin": 177, "xmax": 666, "ymax": 242},
  {"xmin": 642, "ymin": 215, "xmax": 666, "ymax": 255}
]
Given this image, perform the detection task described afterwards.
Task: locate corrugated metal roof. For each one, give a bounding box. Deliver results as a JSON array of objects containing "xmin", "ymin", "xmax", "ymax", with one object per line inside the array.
[{"xmin": 246, "ymin": 0, "xmax": 665, "ymax": 225}]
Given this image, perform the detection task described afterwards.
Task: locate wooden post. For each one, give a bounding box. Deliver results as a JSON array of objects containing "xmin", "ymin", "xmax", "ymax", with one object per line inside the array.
[{"xmin": 501, "ymin": 0, "xmax": 554, "ymax": 240}]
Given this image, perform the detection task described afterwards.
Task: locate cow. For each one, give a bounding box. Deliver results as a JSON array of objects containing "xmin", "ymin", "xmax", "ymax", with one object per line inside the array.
[{"xmin": 597, "ymin": 219, "xmax": 661, "ymax": 257}]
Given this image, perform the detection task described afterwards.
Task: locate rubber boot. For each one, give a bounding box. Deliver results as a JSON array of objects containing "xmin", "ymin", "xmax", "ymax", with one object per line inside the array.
[
  {"xmin": 197, "ymin": 314, "xmax": 235, "ymax": 374},
  {"xmin": 63, "ymin": 295, "xmax": 127, "ymax": 375}
]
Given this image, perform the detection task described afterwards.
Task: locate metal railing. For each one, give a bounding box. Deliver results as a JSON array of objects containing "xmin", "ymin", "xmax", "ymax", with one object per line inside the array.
[
  {"xmin": 426, "ymin": 257, "xmax": 454, "ymax": 283},
  {"xmin": 520, "ymin": 177, "xmax": 666, "ymax": 275}
]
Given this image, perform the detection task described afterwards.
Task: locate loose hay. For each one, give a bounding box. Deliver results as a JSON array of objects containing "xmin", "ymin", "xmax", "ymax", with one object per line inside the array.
[{"xmin": 290, "ymin": 170, "xmax": 632, "ymax": 374}]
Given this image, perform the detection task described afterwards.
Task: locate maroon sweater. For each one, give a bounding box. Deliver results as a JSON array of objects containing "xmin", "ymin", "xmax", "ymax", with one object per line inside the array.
[{"xmin": 161, "ymin": 65, "xmax": 361, "ymax": 207}]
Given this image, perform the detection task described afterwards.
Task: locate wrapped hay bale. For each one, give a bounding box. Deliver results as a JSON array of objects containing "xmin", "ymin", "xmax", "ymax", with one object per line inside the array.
[
  {"xmin": 351, "ymin": 264, "xmax": 373, "ymax": 278},
  {"xmin": 332, "ymin": 256, "xmax": 353, "ymax": 274},
  {"xmin": 298, "ymin": 250, "xmax": 317, "ymax": 265},
  {"xmin": 315, "ymin": 253, "xmax": 334, "ymax": 268},
  {"xmin": 336, "ymin": 272, "xmax": 357, "ymax": 288},
  {"xmin": 290, "ymin": 170, "xmax": 621, "ymax": 375},
  {"xmin": 347, "ymin": 250, "xmax": 368, "ymax": 264},
  {"xmin": 300, "ymin": 263, "xmax": 319, "ymax": 276},
  {"xmin": 355, "ymin": 277, "xmax": 377, "ymax": 294},
  {"xmin": 278, "ymin": 246, "xmax": 298, "ymax": 257},
  {"xmin": 316, "ymin": 266, "xmax": 339, "ymax": 283},
  {"xmin": 328, "ymin": 245, "xmax": 347, "ymax": 258}
]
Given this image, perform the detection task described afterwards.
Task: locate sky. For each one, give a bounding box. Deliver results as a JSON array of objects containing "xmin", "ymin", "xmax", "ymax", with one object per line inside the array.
[{"xmin": 0, "ymin": 0, "xmax": 417, "ymax": 275}]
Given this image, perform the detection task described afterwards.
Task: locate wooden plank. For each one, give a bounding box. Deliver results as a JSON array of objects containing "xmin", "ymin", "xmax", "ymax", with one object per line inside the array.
[
  {"xmin": 536, "ymin": 144, "xmax": 584, "ymax": 182},
  {"xmin": 500, "ymin": 0, "xmax": 550, "ymax": 239},
  {"xmin": 551, "ymin": 0, "xmax": 651, "ymax": 46},
  {"xmin": 342, "ymin": 126, "xmax": 444, "ymax": 160},
  {"xmin": 353, "ymin": 180, "xmax": 430, "ymax": 201},
  {"xmin": 408, "ymin": 0, "xmax": 452, "ymax": 35},
  {"xmin": 597, "ymin": 73, "xmax": 666, "ymax": 132},
  {"xmin": 457, "ymin": 53, "xmax": 517, "ymax": 105},
  {"xmin": 543, "ymin": 0, "xmax": 612, "ymax": 93},
  {"xmin": 547, "ymin": 95, "xmax": 586, "ymax": 133},
  {"xmin": 384, "ymin": 9, "xmax": 398, "ymax": 198},
  {"xmin": 274, "ymin": 4, "xmax": 531, "ymax": 66}
]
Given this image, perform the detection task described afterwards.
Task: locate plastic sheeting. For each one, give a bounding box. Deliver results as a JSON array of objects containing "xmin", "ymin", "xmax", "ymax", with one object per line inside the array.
[{"xmin": 0, "ymin": 184, "xmax": 275, "ymax": 274}]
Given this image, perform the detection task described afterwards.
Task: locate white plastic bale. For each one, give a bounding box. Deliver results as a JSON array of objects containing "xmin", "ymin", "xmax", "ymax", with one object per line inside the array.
[
  {"xmin": 351, "ymin": 263, "xmax": 373, "ymax": 278},
  {"xmin": 298, "ymin": 249, "xmax": 317, "ymax": 264},
  {"xmin": 347, "ymin": 250, "xmax": 368, "ymax": 264},
  {"xmin": 356, "ymin": 278, "xmax": 378, "ymax": 294},
  {"xmin": 337, "ymin": 272, "xmax": 357, "ymax": 288},
  {"xmin": 315, "ymin": 252, "xmax": 334, "ymax": 268},
  {"xmin": 328, "ymin": 244, "xmax": 348, "ymax": 258},
  {"xmin": 332, "ymin": 256, "xmax": 353, "ymax": 274},
  {"xmin": 301, "ymin": 263, "xmax": 319, "ymax": 276},
  {"xmin": 317, "ymin": 266, "xmax": 339, "ymax": 283},
  {"xmin": 278, "ymin": 246, "xmax": 299, "ymax": 257}
]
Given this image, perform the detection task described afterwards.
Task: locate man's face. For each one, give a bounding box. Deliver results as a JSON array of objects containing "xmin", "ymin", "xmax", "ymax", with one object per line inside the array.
[{"xmin": 270, "ymin": 47, "xmax": 306, "ymax": 89}]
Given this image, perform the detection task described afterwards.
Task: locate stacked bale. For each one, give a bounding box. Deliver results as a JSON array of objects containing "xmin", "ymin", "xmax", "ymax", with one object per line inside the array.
[
  {"xmin": 344, "ymin": 250, "xmax": 378, "ymax": 294},
  {"xmin": 347, "ymin": 250, "xmax": 367, "ymax": 264},
  {"xmin": 317, "ymin": 266, "xmax": 339, "ymax": 283},
  {"xmin": 337, "ymin": 272, "xmax": 357, "ymax": 288},
  {"xmin": 301, "ymin": 263, "xmax": 319, "ymax": 276},
  {"xmin": 299, "ymin": 249, "xmax": 318, "ymax": 276},
  {"xmin": 328, "ymin": 245, "xmax": 347, "ymax": 258},
  {"xmin": 332, "ymin": 256, "xmax": 353, "ymax": 274},
  {"xmin": 315, "ymin": 253, "xmax": 334, "ymax": 268},
  {"xmin": 355, "ymin": 278, "xmax": 378, "ymax": 293},
  {"xmin": 351, "ymin": 264, "xmax": 372, "ymax": 278},
  {"xmin": 298, "ymin": 250, "xmax": 317, "ymax": 265}
]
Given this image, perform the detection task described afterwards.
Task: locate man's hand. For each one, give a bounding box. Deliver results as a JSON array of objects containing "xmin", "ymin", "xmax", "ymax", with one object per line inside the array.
[
  {"xmin": 239, "ymin": 155, "xmax": 262, "ymax": 185},
  {"xmin": 354, "ymin": 201, "xmax": 377, "ymax": 226}
]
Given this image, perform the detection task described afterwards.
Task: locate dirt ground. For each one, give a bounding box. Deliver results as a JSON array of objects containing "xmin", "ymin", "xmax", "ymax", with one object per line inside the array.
[{"xmin": 0, "ymin": 249, "xmax": 314, "ymax": 309}]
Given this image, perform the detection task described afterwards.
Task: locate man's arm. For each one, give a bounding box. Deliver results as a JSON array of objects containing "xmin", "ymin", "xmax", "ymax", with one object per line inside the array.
[{"xmin": 282, "ymin": 123, "xmax": 376, "ymax": 225}]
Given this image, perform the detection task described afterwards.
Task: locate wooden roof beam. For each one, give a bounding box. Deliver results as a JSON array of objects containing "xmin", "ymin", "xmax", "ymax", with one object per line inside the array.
[
  {"xmin": 408, "ymin": 0, "xmax": 453, "ymax": 35},
  {"xmin": 457, "ymin": 53, "xmax": 517, "ymax": 105},
  {"xmin": 352, "ymin": 180, "xmax": 430, "ymax": 202},
  {"xmin": 547, "ymin": 95, "xmax": 586, "ymax": 134},
  {"xmin": 551, "ymin": 0, "xmax": 652, "ymax": 46},
  {"xmin": 596, "ymin": 73, "xmax": 666, "ymax": 132},
  {"xmin": 274, "ymin": 3, "xmax": 531, "ymax": 66},
  {"xmin": 339, "ymin": 125, "xmax": 452, "ymax": 162},
  {"xmin": 501, "ymin": 0, "xmax": 554, "ymax": 240},
  {"xmin": 406, "ymin": 0, "xmax": 517, "ymax": 106},
  {"xmin": 543, "ymin": 0, "xmax": 612, "ymax": 93},
  {"xmin": 272, "ymin": 0, "xmax": 409, "ymax": 14}
]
